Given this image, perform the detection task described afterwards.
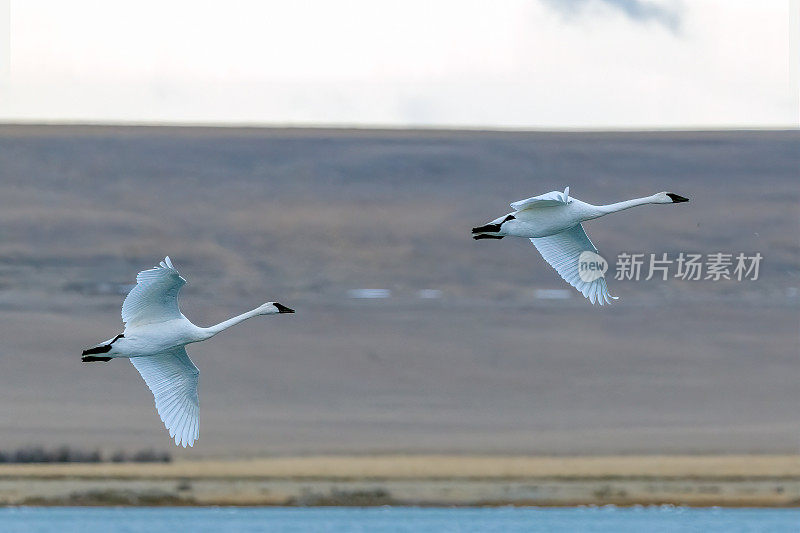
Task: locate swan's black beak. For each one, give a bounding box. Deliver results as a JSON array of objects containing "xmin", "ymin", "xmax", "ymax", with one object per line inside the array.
[
  {"xmin": 667, "ymin": 193, "xmax": 689, "ymax": 203},
  {"xmin": 273, "ymin": 303, "xmax": 295, "ymax": 314}
]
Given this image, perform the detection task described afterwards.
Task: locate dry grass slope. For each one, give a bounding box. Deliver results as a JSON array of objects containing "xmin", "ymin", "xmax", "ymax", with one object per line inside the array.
[{"xmin": 0, "ymin": 126, "xmax": 796, "ymax": 457}]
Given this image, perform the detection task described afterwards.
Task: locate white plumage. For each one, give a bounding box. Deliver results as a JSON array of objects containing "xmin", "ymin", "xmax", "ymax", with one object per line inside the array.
[
  {"xmin": 530, "ymin": 224, "xmax": 613, "ymax": 305},
  {"xmin": 131, "ymin": 347, "xmax": 199, "ymax": 447},
  {"xmin": 510, "ymin": 186, "xmax": 570, "ymax": 210},
  {"xmin": 473, "ymin": 188, "xmax": 689, "ymax": 305},
  {"xmin": 122, "ymin": 257, "xmax": 186, "ymax": 328},
  {"xmin": 82, "ymin": 257, "xmax": 295, "ymax": 447}
]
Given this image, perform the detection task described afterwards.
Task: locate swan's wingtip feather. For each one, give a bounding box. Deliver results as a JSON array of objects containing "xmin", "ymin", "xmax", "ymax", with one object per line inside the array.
[{"xmin": 157, "ymin": 256, "xmax": 174, "ymax": 270}]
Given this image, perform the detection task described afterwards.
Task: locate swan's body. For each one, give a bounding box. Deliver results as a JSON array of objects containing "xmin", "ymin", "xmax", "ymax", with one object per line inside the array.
[
  {"xmin": 82, "ymin": 257, "xmax": 294, "ymax": 447},
  {"xmin": 472, "ymin": 188, "xmax": 689, "ymax": 304}
]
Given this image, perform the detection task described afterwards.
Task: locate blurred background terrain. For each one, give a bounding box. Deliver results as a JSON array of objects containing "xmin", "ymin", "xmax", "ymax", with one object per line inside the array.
[{"xmin": 0, "ymin": 125, "xmax": 797, "ymax": 458}]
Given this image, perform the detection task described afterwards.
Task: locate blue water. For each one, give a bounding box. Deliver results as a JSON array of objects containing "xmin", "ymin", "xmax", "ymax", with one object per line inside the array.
[{"xmin": 0, "ymin": 506, "xmax": 798, "ymax": 532}]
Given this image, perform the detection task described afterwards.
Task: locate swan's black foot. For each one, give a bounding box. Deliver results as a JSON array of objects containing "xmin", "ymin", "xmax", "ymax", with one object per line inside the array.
[
  {"xmin": 472, "ymin": 223, "xmax": 503, "ymax": 234},
  {"xmin": 473, "ymin": 234, "xmax": 504, "ymax": 240},
  {"xmin": 82, "ymin": 355, "xmax": 112, "ymax": 362},
  {"xmin": 81, "ymin": 334, "xmax": 123, "ymax": 359},
  {"xmin": 82, "ymin": 345, "xmax": 112, "ymax": 356}
]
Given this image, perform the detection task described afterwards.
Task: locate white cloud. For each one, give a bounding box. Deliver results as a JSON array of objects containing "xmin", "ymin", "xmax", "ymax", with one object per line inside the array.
[{"xmin": 1, "ymin": 0, "xmax": 797, "ymax": 127}]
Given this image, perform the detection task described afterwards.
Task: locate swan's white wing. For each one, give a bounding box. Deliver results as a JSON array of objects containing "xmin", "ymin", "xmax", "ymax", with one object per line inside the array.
[
  {"xmin": 122, "ymin": 256, "xmax": 186, "ymax": 328},
  {"xmin": 131, "ymin": 346, "xmax": 199, "ymax": 448},
  {"xmin": 530, "ymin": 224, "xmax": 617, "ymax": 305},
  {"xmin": 511, "ymin": 187, "xmax": 570, "ymax": 211}
]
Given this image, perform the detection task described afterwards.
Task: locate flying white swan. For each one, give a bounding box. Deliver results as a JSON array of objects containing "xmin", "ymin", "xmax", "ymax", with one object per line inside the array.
[
  {"xmin": 82, "ymin": 256, "xmax": 294, "ymax": 447},
  {"xmin": 472, "ymin": 188, "xmax": 689, "ymax": 304}
]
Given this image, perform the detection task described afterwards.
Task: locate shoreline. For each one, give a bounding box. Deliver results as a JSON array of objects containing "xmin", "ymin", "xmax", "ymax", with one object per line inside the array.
[{"xmin": 2, "ymin": 455, "xmax": 799, "ymax": 507}]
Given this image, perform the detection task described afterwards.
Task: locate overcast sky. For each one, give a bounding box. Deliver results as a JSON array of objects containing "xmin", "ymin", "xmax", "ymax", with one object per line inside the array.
[{"xmin": 0, "ymin": 0, "xmax": 797, "ymax": 128}]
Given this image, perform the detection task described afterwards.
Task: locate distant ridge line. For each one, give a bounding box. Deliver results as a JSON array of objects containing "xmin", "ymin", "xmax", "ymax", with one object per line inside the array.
[{"xmin": 0, "ymin": 122, "xmax": 795, "ymax": 137}]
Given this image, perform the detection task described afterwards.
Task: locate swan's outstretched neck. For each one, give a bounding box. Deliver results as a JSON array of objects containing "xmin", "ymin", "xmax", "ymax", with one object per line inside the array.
[
  {"xmin": 201, "ymin": 302, "xmax": 294, "ymax": 339},
  {"xmin": 203, "ymin": 308, "xmax": 262, "ymax": 337},
  {"xmin": 593, "ymin": 194, "xmax": 662, "ymax": 216}
]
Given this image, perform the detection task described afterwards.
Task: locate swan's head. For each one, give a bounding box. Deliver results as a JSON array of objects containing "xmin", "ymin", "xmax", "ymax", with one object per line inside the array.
[
  {"xmin": 655, "ymin": 192, "xmax": 690, "ymax": 204},
  {"xmin": 258, "ymin": 302, "xmax": 295, "ymax": 315}
]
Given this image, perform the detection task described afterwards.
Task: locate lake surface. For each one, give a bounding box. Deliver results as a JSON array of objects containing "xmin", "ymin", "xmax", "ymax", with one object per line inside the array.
[{"xmin": 1, "ymin": 506, "xmax": 798, "ymax": 532}]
